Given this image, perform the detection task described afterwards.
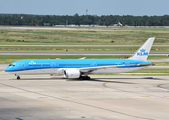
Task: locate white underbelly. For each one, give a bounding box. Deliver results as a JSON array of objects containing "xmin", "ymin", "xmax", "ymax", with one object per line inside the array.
[
  {"xmin": 8, "ymin": 67, "xmax": 144, "ymax": 76},
  {"xmin": 9, "ymin": 68, "xmax": 62, "ymax": 75},
  {"xmin": 90, "ymin": 67, "xmax": 143, "ymax": 74}
]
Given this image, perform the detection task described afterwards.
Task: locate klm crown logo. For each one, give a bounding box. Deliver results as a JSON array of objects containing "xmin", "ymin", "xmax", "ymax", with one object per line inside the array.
[
  {"xmin": 29, "ymin": 61, "xmax": 36, "ymax": 64},
  {"xmin": 137, "ymin": 49, "xmax": 148, "ymax": 56}
]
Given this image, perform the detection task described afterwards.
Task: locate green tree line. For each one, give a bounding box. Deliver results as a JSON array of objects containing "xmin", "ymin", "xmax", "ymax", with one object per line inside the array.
[{"xmin": 0, "ymin": 13, "xmax": 169, "ymax": 26}]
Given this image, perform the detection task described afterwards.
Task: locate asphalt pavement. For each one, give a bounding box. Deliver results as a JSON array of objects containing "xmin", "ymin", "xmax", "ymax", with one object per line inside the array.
[{"xmin": 0, "ymin": 67, "xmax": 169, "ymax": 120}]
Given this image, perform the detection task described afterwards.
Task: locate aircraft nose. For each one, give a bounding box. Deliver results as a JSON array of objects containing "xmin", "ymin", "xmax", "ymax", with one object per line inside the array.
[{"xmin": 5, "ymin": 67, "xmax": 10, "ymax": 72}]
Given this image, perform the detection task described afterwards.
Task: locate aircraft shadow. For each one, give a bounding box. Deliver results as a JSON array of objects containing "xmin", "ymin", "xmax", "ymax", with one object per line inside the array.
[
  {"xmin": 81, "ymin": 79, "xmax": 135, "ymax": 84},
  {"xmin": 8, "ymin": 77, "xmax": 135, "ymax": 84},
  {"xmin": 8, "ymin": 76, "xmax": 166, "ymax": 82},
  {"xmin": 9, "ymin": 77, "xmax": 64, "ymax": 81},
  {"xmin": 67, "ymin": 77, "xmax": 167, "ymax": 84}
]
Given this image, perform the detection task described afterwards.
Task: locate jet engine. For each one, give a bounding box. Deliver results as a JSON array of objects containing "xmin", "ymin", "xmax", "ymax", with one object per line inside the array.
[{"xmin": 64, "ymin": 69, "xmax": 81, "ymax": 79}]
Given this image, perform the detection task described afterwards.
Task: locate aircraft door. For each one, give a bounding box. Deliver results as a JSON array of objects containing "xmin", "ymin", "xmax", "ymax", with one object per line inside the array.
[
  {"xmin": 92, "ymin": 62, "xmax": 97, "ymax": 67},
  {"xmin": 20, "ymin": 63, "xmax": 25, "ymax": 70},
  {"xmin": 126, "ymin": 62, "xmax": 130, "ymax": 67},
  {"xmin": 116, "ymin": 62, "xmax": 121, "ymax": 65}
]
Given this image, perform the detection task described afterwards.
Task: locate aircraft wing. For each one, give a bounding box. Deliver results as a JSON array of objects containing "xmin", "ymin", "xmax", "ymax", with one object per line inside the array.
[
  {"xmin": 79, "ymin": 65, "xmax": 126, "ymax": 73},
  {"xmin": 79, "ymin": 63, "xmax": 153, "ymax": 73}
]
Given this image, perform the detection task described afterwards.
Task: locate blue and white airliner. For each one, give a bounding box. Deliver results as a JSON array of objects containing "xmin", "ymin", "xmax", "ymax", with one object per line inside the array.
[{"xmin": 5, "ymin": 37, "xmax": 155, "ymax": 80}]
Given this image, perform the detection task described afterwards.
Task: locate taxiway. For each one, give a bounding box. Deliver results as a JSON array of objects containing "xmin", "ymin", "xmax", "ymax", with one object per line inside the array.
[{"xmin": 0, "ymin": 64, "xmax": 169, "ymax": 120}]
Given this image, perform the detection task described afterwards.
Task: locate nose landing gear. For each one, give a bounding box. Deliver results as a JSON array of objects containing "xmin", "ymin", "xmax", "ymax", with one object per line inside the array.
[{"xmin": 15, "ymin": 74, "xmax": 20, "ymax": 80}]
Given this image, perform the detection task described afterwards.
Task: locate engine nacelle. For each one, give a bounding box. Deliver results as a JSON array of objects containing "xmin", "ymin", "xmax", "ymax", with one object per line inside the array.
[{"xmin": 64, "ymin": 69, "xmax": 81, "ymax": 79}]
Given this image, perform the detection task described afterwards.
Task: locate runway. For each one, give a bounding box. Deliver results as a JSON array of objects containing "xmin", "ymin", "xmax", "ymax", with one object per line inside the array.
[
  {"xmin": 0, "ymin": 51, "xmax": 168, "ymax": 55},
  {"xmin": 0, "ymin": 64, "xmax": 169, "ymax": 120}
]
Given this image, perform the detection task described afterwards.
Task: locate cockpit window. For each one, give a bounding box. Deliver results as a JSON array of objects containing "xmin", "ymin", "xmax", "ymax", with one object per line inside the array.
[{"xmin": 9, "ymin": 64, "xmax": 15, "ymax": 66}]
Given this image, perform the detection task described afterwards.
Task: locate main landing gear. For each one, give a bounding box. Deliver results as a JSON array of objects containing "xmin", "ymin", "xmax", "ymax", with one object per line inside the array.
[
  {"xmin": 15, "ymin": 74, "xmax": 20, "ymax": 80},
  {"xmin": 17, "ymin": 76, "xmax": 20, "ymax": 80}
]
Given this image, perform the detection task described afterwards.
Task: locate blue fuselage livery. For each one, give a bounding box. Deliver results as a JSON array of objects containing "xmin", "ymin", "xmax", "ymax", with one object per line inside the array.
[
  {"xmin": 5, "ymin": 59, "xmax": 151, "ymax": 71},
  {"xmin": 5, "ymin": 37, "xmax": 155, "ymax": 80}
]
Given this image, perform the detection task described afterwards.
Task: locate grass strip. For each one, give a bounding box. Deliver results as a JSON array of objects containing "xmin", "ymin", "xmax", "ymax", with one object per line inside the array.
[
  {"xmin": 0, "ymin": 29, "xmax": 169, "ymax": 45},
  {"xmin": 0, "ymin": 46, "xmax": 169, "ymax": 52},
  {"xmin": 0, "ymin": 55, "xmax": 126, "ymax": 63},
  {"xmin": 0, "ymin": 55, "xmax": 168, "ymax": 63}
]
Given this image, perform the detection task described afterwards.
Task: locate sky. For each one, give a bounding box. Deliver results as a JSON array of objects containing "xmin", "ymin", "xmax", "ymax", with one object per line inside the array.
[{"xmin": 0, "ymin": 0, "xmax": 168, "ymax": 16}]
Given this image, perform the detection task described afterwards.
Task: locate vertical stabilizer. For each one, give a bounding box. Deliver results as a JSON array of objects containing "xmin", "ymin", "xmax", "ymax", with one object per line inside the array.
[{"xmin": 129, "ymin": 37, "xmax": 155, "ymax": 61}]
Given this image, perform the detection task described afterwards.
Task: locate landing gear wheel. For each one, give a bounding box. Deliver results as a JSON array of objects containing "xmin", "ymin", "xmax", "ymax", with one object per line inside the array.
[
  {"xmin": 15, "ymin": 74, "xmax": 20, "ymax": 80},
  {"xmin": 17, "ymin": 76, "xmax": 20, "ymax": 80}
]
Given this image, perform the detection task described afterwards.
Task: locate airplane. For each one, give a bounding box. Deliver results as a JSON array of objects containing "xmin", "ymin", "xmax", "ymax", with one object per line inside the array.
[
  {"xmin": 5, "ymin": 37, "xmax": 155, "ymax": 80},
  {"xmin": 118, "ymin": 22, "xmax": 123, "ymax": 27}
]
